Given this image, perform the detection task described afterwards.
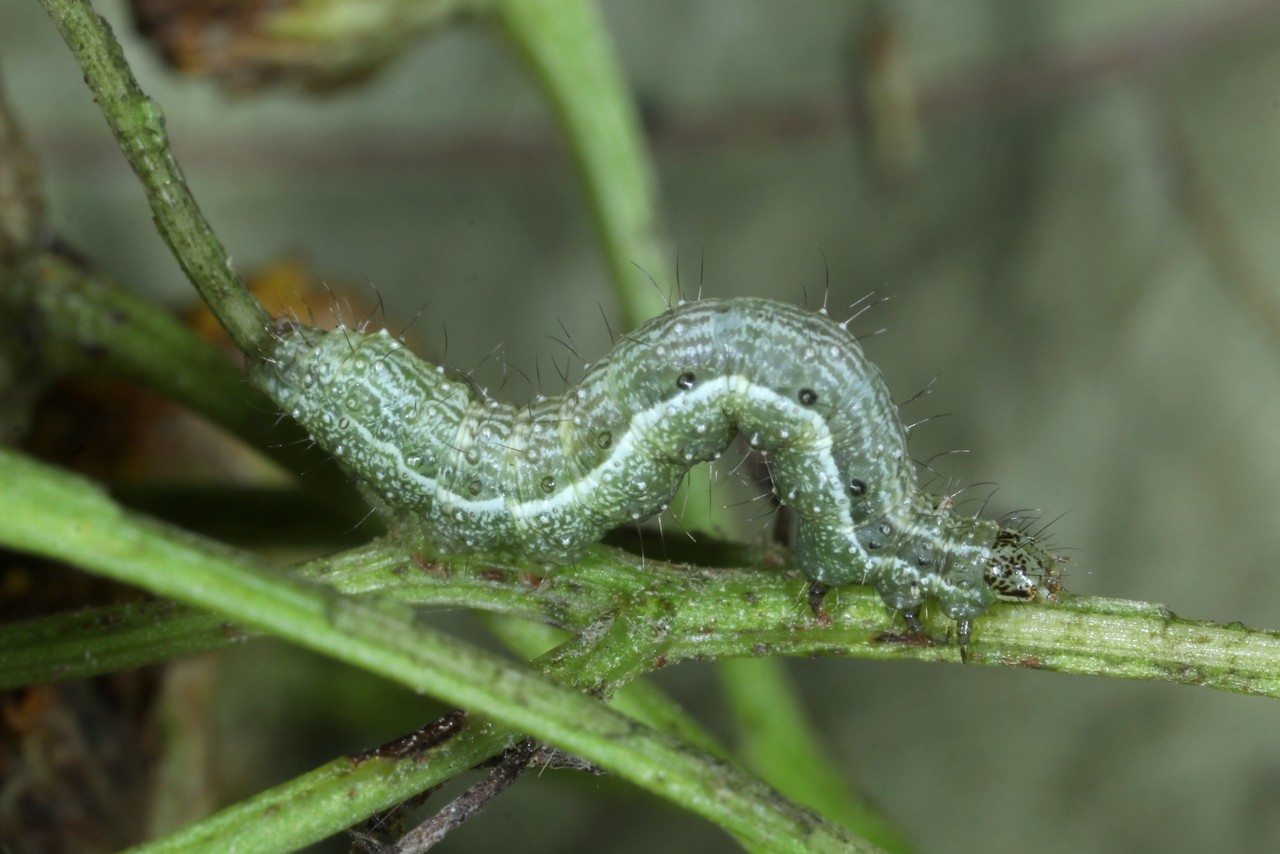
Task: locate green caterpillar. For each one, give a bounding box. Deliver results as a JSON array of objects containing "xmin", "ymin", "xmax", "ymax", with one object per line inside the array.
[{"xmin": 252, "ymin": 297, "xmax": 1060, "ymax": 653}]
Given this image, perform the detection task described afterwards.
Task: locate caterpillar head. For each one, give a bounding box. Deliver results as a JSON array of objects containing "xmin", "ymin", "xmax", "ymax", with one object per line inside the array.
[
  {"xmin": 932, "ymin": 516, "xmax": 1065, "ymax": 661},
  {"xmin": 984, "ymin": 527, "xmax": 1065, "ymax": 604}
]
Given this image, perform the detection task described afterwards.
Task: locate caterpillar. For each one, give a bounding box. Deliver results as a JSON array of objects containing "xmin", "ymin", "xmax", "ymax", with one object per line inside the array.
[{"xmin": 251, "ymin": 297, "xmax": 1060, "ymax": 654}]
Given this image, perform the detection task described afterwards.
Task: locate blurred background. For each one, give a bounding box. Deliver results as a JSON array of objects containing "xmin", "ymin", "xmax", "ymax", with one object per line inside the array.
[{"xmin": 4, "ymin": 0, "xmax": 1280, "ymax": 851}]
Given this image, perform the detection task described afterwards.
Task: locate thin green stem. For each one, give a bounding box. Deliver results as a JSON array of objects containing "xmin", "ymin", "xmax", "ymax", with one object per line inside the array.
[
  {"xmin": 495, "ymin": 0, "xmax": 670, "ymax": 328},
  {"xmin": 478, "ymin": 613, "xmax": 724, "ymax": 751},
  {"xmin": 131, "ymin": 717, "xmax": 515, "ymax": 854},
  {"xmin": 7, "ymin": 517, "xmax": 1280, "ymax": 698},
  {"xmin": 38, "ymin": 0, "xmax": 271, "ymax": 355},
  {"xmin": 720, "ymin": 658, "xmax": 916, "ymax": 854},
  {"xmin": 2, "ymin": 250, "xmax": 361, "ymax": 504},
  {"xmin": 7, "ymin": 251, "xmax": 254, "ymax": 426}
]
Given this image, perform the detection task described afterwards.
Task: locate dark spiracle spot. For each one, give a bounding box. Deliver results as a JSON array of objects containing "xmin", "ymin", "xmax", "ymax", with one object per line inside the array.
[
  {"xmin": 866, "ymin": 539, "xmax": 881, "ymax": 550},
  {"xmin": 798, "ymin": 388, "xmax": 818, "ymax": 406},
  {"xmin": 466, "ymin": 479, "xmax": 483, "ymax": 496},
  {"xmin": 848, "ymin": 478, "xmax": 868, "ymax": 497},
  {"xmin": 916, "ymin": 555, "xmax": 932, "ymax": 568},
  {"xmin": 540, "ymin": 475, "xmax": 557, "ymax": 492},
  {"xmin": 596, "ymin": 430, "xmax": 613, "ymax": 449},
  {"xmin": 676, "ymin": 371, "xmax": 696, "ymax": 390}
]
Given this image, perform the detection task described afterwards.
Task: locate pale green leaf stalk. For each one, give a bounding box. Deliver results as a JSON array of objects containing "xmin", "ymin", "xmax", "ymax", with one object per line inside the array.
[{"xmin": 39, "ymin": 0, "xmax": 271, "ymax": 354}]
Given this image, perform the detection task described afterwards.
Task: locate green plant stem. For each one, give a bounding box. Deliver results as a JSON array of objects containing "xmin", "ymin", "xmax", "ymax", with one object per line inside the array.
[
  {"xmin": 8, "ymin": 250, "xmax": 252, "ymax": 424},
  {"xmin": 132, "ymin": 717, "xmax": 516, "ymax": 854},
  {"xmin": 38, "ymin": 0, "xmax": 271, "ymax": 355},
  {"xmin": 494, "ymin": 0, "xmax": 670, "ymax": 328},
  {"xmin": 1, "ymin": 248, "xmax": 363, "ymax": 506},
  {"xmin": 7, "ymin": 513, "xmax": 1280, "ymax": 698},
  {"xmin": 719, "ymin": 658, "xmax": 915, "ymax": 854},
  {"xmin": 479, "ymin": 612, "xmax": 727, "ymax": 754},
  {"xmin": 0, "ymin": 448, "xmax": 870, "ymax": 852}
]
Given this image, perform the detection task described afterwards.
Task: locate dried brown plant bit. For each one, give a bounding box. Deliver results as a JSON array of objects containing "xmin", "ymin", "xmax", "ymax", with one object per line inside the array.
[{"xmin": 129, "ymin": 0, "xmax": 465, "ymax": 92}]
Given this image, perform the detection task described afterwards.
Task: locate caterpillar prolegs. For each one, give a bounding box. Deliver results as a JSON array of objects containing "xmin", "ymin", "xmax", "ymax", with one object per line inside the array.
[{"xmin": 251, "ymin": 297, "xmax": 1060, "ymax": 652}]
